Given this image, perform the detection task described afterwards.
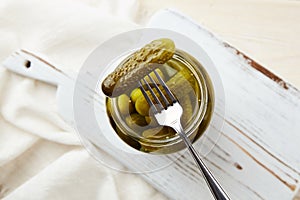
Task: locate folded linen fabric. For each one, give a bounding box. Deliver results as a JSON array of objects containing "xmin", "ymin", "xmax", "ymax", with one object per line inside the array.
[{"xmin": 0, "ymin": 0, "xmax": 167, "ymax": 199}]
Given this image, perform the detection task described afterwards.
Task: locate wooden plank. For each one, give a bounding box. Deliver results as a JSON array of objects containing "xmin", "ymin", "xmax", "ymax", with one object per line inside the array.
[{"xmin": 140, "ymin": 9, "xmax": 300, "ymax": 200}]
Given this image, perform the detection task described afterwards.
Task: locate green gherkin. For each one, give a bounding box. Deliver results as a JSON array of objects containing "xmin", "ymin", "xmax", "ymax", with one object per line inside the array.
[{"xmin": 102, "ymin": 38, "xmax": 175, "ymax": 97}]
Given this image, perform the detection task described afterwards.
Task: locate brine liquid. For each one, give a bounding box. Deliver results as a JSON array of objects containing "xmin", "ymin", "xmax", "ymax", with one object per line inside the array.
[{"xmin": 106, "ymin": 51, "xmax": 214, "ymax": 154}]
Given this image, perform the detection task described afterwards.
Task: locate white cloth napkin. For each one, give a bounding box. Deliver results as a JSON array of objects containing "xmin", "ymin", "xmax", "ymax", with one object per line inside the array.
[{"xmin": 0, "ymin": 0, "xmax": 167, "ymax": 199}]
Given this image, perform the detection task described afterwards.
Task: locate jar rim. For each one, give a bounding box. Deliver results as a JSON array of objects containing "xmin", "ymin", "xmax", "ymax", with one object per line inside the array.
[{"xmin": 110, "ymin": 49, "xmax": 210, "ymax": 145}]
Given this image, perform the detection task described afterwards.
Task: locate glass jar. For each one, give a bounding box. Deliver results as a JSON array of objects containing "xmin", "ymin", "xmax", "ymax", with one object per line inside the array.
[{"xmin": 106, "ymin": 49, "xmax": 215, "ymax": 154}]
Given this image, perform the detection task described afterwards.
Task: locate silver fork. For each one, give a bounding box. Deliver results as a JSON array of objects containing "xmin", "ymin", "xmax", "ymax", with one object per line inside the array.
[{"xmin": 139, "ymin": 70, "xmax": 230, "ymax": 200}]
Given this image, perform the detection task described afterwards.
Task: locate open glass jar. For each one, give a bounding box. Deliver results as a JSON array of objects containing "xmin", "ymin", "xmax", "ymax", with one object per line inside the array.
[
  {"xmin": 74, "ymin": 29, "xmax": 225, "ymax": 172},
  {"xmin": 106, "ymin": 49, "xmax": 215, "ymax": 154}
]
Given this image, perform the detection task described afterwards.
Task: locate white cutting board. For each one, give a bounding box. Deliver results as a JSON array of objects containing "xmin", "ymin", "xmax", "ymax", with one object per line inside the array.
[{"xmin": 2, "ymin": 9, "xmax": 300, "ymax": 200}]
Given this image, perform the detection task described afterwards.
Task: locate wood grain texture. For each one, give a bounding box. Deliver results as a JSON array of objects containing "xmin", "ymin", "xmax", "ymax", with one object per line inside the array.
[
  {"xmin": 143, "ymin": 10, "xmax": 300, "ymax": 200},
  {"xmin": 137, "ymin": 0, "xmax": 300, "ymax": 89}
]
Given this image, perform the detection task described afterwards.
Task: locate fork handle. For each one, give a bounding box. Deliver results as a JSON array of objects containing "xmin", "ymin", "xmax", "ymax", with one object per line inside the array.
[{"xmin": 173, "ymin": 123, "xmax": 230, "ymax": 200}]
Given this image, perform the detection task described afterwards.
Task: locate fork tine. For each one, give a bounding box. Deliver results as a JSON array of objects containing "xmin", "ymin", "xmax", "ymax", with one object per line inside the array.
[
  {"xmin": 141, "ymin": 78, "xmax": 164, "ymax": 110},
  {"xmin": 138, "ymin": 81, "xmax": 158, "ymax": 113},
  {"xmin": 146, "ymin": 73, "xmax": 169, "ymax": 108},
  {"xmin": 139, "ymin": 78, "xmax": 164, "ymax": 113},
  {"xmin": 153, "ymin": 70, "xmax": 177, "ymax": 104}
]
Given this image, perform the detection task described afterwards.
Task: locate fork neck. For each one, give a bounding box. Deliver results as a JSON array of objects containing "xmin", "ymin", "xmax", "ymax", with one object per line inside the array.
[{"xmin": 171, "ymin": 121, "xmax": 194, "ymax": 147}]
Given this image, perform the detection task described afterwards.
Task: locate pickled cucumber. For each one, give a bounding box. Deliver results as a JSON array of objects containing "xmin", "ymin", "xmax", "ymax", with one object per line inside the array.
[
  {"xmin": 130, "ymin": 88, "xmax": 142, "ymax": 104},
  {"xmin": 106, "ymin": 98, "xmax": 113, "ymax": 117},
  {"xmin": 180, "ymin": 95, "xmax": 193, "ymax": 127},
  {"xmin": 143, "ymin": 69, "xmax": 164, "ymax": 84},
  {"xmin": 129, "ymin": 69, "xmax": 164, "ymax": 104},
  {"xmin": 115, "ymin": 125, "xmax": 141, "ymax": 150},
  {"xmin": 142, "ymin": 127, "xmax": 176, "ymax": 140},
  {"xmin": 135, "ymin": 67, "xmax": 196, "ymax": 118},
  {"xmin": 117, "ymin": 94, "xmax": 134, "ymax": 115},
  {"xmin": 125, "ymin": 113, "xmax": 147, "ymax": 129},
  {"xmin": 145, "ymin": 116, "xmax": 158, "ymax": 127},
  {"xmin": 102, "ymin": 38, "xmax": 175, "ymax": 97}
]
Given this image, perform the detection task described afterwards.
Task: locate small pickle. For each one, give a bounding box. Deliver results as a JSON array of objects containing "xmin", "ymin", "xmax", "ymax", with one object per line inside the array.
[
  {"xmin": 142, "ymin": 127, "xmax": 176, "ymax": 140},
  {"xmin": 140, "ymin": 144, "xmax": 160, "ymax": 153},
  {"xmin": 130, "ymin": 88, "xmax": 142, "ymax": 104},
  {"xmin": 143, "ymin": 69, "xmax": 164, "ymax": 84},
  {"xmin": 117, "ymin": 94, "xmax": 134, "ymax": 116},
  {"xmin": 135, "ymin": 66, "xmax": 196, "ymax": 118},
  {"xmin": 125, "ymin": 113, "xmax": 148, "ymax": 129},
  {"xmin": 145, "ymin": 115, "xmax": 158, "ymax": 127},
  {"xmin": 135, "ymin": 96, "xmax": 151, "ymax": 116},
  {"xmin": 102, "ymin": 38, "xmax": 175, "ymax": 97},
  {"xmin": 115, "ymin": 125, "xmax": 141, "ymax": 150},
  {"xmin": 106, "ymin": 98, "xmax": 113, "ymax": 118},
  {"xmin": 134, "ymin": 69, "xmax": 166, "ymax": 116},
  {"xmin": 179, "ymin": 95, "xmax": 193, "ymax": 127},
  {"xmin": 166, "ymin": 59, "xmax": 185, "ymax": 72}
]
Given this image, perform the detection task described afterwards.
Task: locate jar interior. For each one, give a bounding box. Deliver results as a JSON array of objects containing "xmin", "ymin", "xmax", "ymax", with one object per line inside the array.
[{"xmin": 106, "ymin": 50, "xmax": 213, "ymax": 154}]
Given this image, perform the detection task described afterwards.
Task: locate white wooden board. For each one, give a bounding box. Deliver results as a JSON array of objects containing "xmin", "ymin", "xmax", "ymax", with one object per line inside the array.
[{"xmin": 142, "ymin": 10, "xmax": 300, "ymax": 200}]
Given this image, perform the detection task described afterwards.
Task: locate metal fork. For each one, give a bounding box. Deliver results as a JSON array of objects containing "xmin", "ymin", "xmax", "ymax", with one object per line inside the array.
[{"xmin": 139, "ymin": 70, "xmax": 230, "ymax": 200}]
